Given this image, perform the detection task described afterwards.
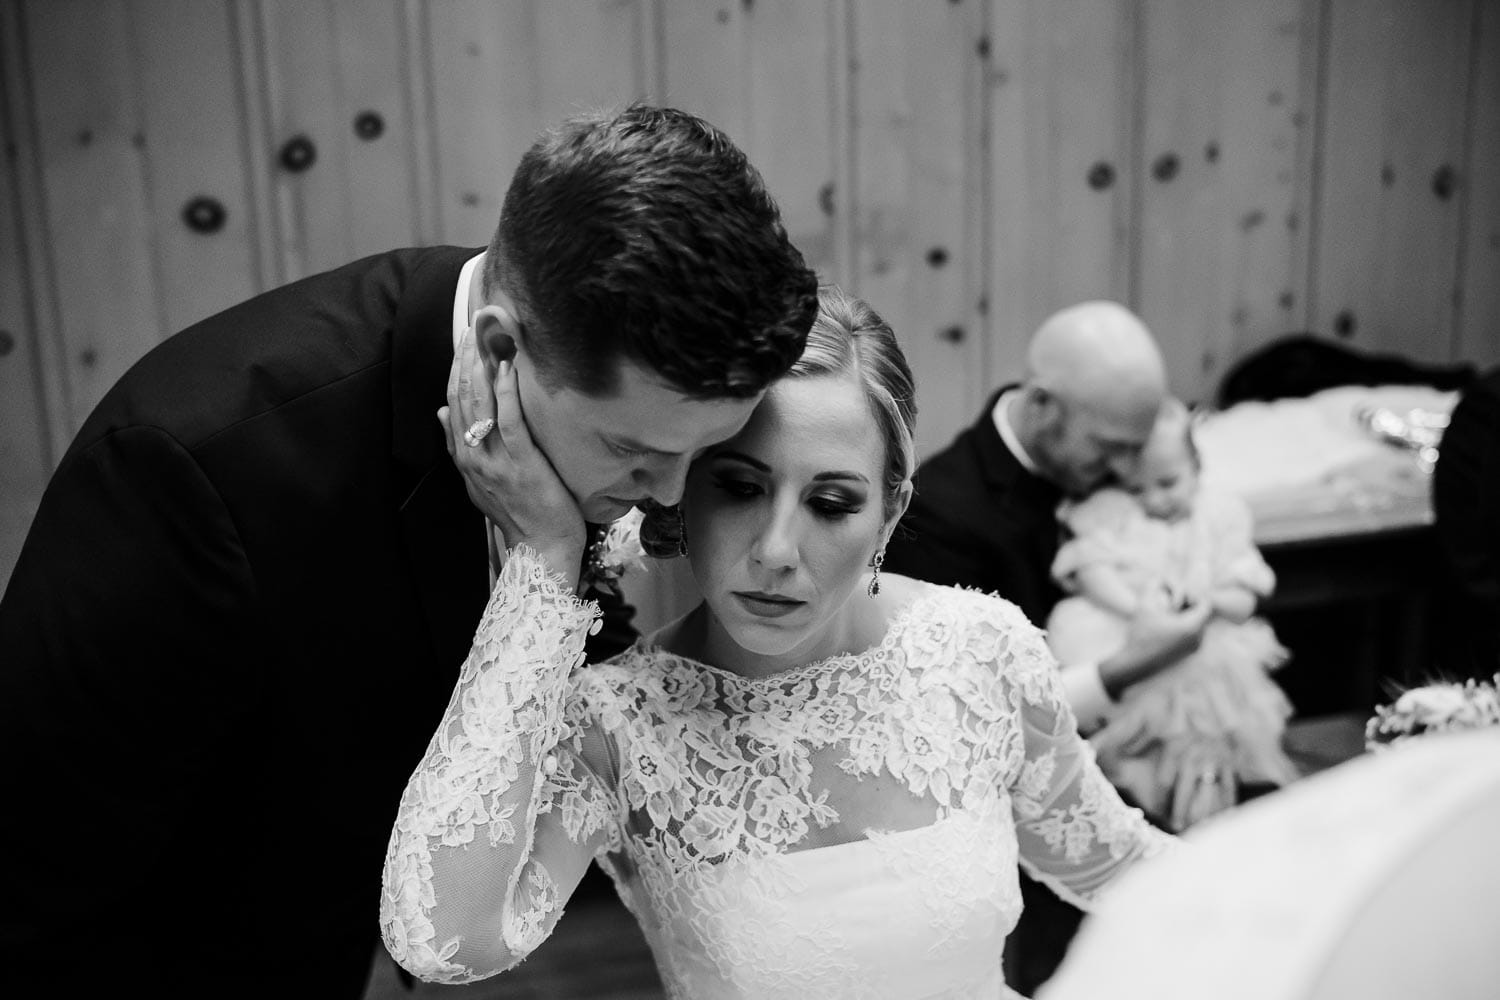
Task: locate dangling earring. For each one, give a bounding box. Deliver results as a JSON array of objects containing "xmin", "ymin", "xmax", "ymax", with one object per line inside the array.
[
  {"xmin": 639, "ymin": 501, "xmax": 689, "ymax": 559},
  {"xmin": 867, "ymin": 549, "xmax": 885, "ymax": 598}
]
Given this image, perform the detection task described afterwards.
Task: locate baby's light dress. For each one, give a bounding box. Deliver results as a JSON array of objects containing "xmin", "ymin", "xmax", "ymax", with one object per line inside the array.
[
  {"xmin": 381, "ymin": 546, "xmax": 1173, "ymax": 998},
  {"xmin": 1046, "ymin": 487, "xmax": 1298, "ymax": 829}
]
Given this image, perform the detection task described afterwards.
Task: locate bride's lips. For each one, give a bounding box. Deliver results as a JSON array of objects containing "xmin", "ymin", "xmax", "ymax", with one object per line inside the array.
[{"xmin": 732, "ymin": 591, "xmax": 807, "ymax": 619}]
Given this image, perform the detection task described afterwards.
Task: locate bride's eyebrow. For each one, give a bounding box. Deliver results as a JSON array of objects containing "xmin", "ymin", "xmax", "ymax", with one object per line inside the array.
[
  {"xmin": 812, "ymin": 471, "xmax": 869, "ymax": 484},
  {"xmin": 711, "ymin": 450, "xmax": 869, "ymax": 485},
  {"xmin": 709, "ymin": 450, "xmax": 769, "ymax": 471}
]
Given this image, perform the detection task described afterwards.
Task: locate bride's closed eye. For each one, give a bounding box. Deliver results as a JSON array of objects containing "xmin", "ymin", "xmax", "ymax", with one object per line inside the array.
[
  {"xmin": 808, "ymin": 492, "xmax": 863, "ymax": 520},
  {"xmin": 710, "ymin": 473, "xmax": 762, "ymax": 496},
  {"xmin": 606, "ymin": 439, "xmax": 653, "ymax": 459}
]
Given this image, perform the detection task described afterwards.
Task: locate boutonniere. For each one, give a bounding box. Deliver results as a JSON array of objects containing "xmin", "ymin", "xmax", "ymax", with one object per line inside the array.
[
  {"xmin": 582, "ymin": 507, "xmax": 648, "ymax": 597},
  {"xmin": 1365, "ymin": 673, "xmax": 1500, "ymax": 751}
]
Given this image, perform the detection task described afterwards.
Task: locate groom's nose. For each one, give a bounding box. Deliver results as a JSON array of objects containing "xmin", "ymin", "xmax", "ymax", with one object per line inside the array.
[{"xmin": 634, "ymin": 454, "xmax": 691, "ymax": 507}]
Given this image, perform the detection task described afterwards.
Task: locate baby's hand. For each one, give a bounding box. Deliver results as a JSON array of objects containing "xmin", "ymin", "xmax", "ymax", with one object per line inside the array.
[{"xmin": 1141, "ymin": 578, "xmax": 1187, "ymax": 613}]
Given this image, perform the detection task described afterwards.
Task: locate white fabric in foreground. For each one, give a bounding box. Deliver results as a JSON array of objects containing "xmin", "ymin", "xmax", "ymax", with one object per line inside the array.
[{"xmin": 1039, "ymin": 729, "xmax": 1500, "ymax": 1000}]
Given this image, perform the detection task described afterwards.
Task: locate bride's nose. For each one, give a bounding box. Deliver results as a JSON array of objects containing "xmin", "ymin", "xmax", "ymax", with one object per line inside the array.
[{"xmin": 749, "ymin": 507, "xmax": 799, "ymax": 572}]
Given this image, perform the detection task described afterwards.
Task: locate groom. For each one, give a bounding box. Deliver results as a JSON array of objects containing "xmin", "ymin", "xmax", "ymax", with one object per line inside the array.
[{"xmin": 0, "ymin": 104, "xmax": 817, "ymax": 998}]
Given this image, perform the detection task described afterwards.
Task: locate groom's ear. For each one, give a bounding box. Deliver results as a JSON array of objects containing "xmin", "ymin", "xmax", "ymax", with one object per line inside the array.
[{"xmin": 471, "ymin": 303, "xmax": 521, "ymax": 372}]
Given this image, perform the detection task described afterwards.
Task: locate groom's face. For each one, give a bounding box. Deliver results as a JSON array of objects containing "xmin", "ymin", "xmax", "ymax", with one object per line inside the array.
[{"xmin": 516, "ymin": 354, "xmax": 761, "ymax": 524}]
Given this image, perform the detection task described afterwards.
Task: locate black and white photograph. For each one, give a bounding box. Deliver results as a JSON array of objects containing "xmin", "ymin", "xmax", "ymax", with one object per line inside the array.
[{"xmin": 1, "ymin": 2, "xmax": 1497, "ymax": 998}]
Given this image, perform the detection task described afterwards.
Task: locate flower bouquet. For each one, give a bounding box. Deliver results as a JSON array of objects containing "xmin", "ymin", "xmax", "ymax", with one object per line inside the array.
[{"xmin": 1365, "ymin": 673, "xmax": 1500, "ymax": 751}]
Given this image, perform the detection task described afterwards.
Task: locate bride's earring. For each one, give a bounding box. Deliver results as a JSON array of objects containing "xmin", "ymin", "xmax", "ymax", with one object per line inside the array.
[{"xmin": 867, "ymin": 549, "xmax": 885, "ymax": 598}]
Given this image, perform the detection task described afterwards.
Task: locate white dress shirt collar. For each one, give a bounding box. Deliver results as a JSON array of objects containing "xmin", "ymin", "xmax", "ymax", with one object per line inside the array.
[
  {"xmin": 452, "ymin": 251, "xmax": 485, "ymax": 350},
  {"xmin": 450, "ymin": 251, "xmax": 502, "ymax": 581},
  {"xmin": 991, "ymin": 388, "xmax": 1041, "ymax": 475}
]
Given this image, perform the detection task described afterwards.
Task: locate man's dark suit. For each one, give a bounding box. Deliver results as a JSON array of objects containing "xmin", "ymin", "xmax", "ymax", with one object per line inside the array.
[
  {"xmin": 0, "ymin": 246, "xmax": 626, "ymax": 996},
  {"xmin": 884, "ymin": 389, "xmax": 1063, "ymax": 625},
  {"xmin": 882, "ymin": 388, "xmax": 1079, "ymax": 996},
  {"xmin": 1433, "ymin": 365, "xmax": 1500, "ymax": 678}
]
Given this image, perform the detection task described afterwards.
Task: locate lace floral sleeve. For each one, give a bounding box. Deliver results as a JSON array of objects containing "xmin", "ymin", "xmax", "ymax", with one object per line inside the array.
[
  {"xmin": 380, "ymin": 545, "xmax": 620, "ymax": 983},
  {"xmin": 984, "ymin": 598, "xmax": 1177, "ymax": 907}
]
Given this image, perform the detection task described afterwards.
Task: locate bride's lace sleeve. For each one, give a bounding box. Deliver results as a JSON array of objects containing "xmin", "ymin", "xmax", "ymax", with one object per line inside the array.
[
  {"xmin": 380, "ymin": 545, "xmax": 621, "ymax": 983},
  {"xmin": 983, "ymin": 599, "xmax": 1176, "ymax": 908}
]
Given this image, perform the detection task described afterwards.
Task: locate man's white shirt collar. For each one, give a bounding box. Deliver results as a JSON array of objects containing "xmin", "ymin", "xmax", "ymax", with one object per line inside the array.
[
  {"xmin": 451, "ymin": 251, "xmax": 502, "ymax": 581},
  {"xmin": 452, "ymin": 251, "xmax": 484, "ymax": 350},
  {"xmin": 991, "ymin": 389, "xmax": 1040, "ymax": 474}
]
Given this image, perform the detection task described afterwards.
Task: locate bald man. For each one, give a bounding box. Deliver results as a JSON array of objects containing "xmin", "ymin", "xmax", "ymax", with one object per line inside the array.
[
  {"xmin": 884, "ymin": 301, "xmax": 1210, "ymax": 993},
  {"xmin": 887, "ymin": 301, "xmax": 1208, "ymax": 721}
]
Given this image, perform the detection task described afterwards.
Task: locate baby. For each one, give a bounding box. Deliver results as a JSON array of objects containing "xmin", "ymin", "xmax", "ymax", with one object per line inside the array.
[{"xmin": 1046, "ymin": 398, "xmax": 1299, "ymax": 830}]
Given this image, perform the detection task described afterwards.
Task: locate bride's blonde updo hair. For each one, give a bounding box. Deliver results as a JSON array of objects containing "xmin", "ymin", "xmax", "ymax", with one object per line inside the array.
[
  {"xmin": 787, "ymin": 285, "xmax": 917, "ymax": 522},
  {"xmin": 640, "ymin": 285, "xmax": 916, "ymax": 557}
]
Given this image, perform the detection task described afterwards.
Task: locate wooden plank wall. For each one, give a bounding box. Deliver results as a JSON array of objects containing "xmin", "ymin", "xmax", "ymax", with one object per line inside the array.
[{"xmin": 2, "ymin": 0, "xmax": 1498, "ymax": 624}]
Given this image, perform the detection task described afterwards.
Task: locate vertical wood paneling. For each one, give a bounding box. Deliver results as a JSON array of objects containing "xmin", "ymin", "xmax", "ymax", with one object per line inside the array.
[
  {"xmin": 1312, "ymin": 0, "xmax": 1474, "ymax": 363},
  {"xmin": 658, "ymin": 0, "xmax": 844, "ymax": 281},
  {"xmin": 259, "ymin": 0, "xmax": 421, "ymax": 280},
  {"xmin": 261, "ymin": 0, "xmax": 423, "ymax": 272},
  {"xmin": 1135, "ymin": 0, "xmax": 1314, "ymax": 404},
  {"xmin": 0, "ymin": 23, "xmax": 53, "ymax": 594},
  {"xmin": 400, "ymin": 0, "xmax": 440, "ymax": 246},
  {"xmin": 330, "ymin": 0, "xmax": 423, "ymax": 258},
  {"xmin": 849, "ymin": 0, "xmax": 986, "ymax": 459},
  {"xmin": 1, "ymin": 0, "xmax": 70, "ymax": 465},
  {"xmin": 23, "ymin": 0, "xmax": 161, "ymax": 426},
  {"xmin": 1456, "ymin": 0, "xmax": 1500, "ymax": 368},
  {"xmin": 425, "ymin": 0, "xmax": 653, "ymax": 247},
  {"xmin": 986, "ymin": 0, "xmax": 1135, "ymax": 389},
  {"xmin": 134, "ymin": 0, "xmax": 261, "ymax": 332}
]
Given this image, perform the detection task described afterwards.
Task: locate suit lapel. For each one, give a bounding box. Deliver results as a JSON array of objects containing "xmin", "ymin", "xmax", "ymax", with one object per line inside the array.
[
  {"xmin": 971, "ymin": 387, "xmax": 1064, "ymax": 570},
  {"xmin": 390, "ymin": 246, "xmax": 491, "ymax": 668}
]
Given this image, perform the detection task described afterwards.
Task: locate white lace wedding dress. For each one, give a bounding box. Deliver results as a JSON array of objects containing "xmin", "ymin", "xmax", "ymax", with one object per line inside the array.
[{"xmin": 381, "ymin": 547, "xmax": 1173, "ymax": 998}]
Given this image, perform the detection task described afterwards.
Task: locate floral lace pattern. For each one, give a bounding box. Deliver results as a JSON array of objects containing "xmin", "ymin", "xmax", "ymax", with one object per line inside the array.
[
  {"xmin": 383, "ymin": 564, "xmax": 1174, "ymax": 996},
  {"xmin": 380, "ymin": 546, "xmax": 602, "ymax": 982}
]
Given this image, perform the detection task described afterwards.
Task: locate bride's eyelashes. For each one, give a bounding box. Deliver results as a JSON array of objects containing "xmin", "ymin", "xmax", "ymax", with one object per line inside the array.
[
  {"xmin": 710, "ymin": 475, "xmax": 761, "ymax": 499},
  {"xmin": 808, "ymin": 493, "xmax": 862, "ymax": 520},
  {"xmin": 709, "ymin": 474, "xmax": 864, "ymax": 521}
]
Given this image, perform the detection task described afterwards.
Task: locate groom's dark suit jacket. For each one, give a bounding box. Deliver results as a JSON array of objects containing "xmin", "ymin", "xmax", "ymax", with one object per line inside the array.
[{"xmin": 0, "ymin": 246, "xmax": 629, "ymax": 996}]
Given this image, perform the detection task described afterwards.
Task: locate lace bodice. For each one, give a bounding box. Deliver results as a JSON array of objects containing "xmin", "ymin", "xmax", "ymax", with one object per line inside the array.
[{"xmin": 381, "ymin": 547, "xmax": 1173, "ymax": 997}]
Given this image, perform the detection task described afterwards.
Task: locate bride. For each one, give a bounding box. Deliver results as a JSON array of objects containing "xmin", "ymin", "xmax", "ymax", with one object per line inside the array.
[{"xmin": 380, "ymin": 286, "xmax": 1174, "ymax": 998}]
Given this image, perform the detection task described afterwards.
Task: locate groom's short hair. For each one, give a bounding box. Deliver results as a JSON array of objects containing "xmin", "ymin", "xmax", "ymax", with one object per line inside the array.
[{"xmin": 483, "ymin": 103, "xmax": 818, "ymax": 399}]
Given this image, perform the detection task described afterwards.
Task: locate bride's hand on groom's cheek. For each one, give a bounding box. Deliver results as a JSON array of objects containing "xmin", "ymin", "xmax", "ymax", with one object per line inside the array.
[{"xmin": 440, "ymin": 327, "xmax": 586, "ymax": 587}]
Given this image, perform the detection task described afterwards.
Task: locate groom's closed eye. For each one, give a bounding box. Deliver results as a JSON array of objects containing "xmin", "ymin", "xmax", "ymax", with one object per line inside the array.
[{"xmin": 606, "ymin": 439, "xmax": 653, "ymax": 459}]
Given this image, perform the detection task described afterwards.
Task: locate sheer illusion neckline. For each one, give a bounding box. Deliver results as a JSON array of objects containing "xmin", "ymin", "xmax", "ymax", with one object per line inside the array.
[
  {"xmin": 745, "ymin": 809, "xmax": 975, "ymax": 863},
  {"xmin": 634, "ymin": 593, "xmax": 935, "ymax": 688}
]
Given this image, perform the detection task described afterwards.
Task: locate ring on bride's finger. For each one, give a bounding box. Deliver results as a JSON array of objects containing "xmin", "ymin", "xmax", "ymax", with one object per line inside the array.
[{"xmin": 463, "ymin": 418, "xmax": 496, "ymax": 448}]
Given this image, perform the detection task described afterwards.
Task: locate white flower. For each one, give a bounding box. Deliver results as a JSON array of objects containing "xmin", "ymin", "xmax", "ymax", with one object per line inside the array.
[
  {"xmin": 1366, "ymin": 674, "xmax": 1500, "ymax": 750},
  {"xmin": 582, "ymin": 508, "xmax": 647, "ymax": 595},
  {"xmin": 1393, "ymin": 685, "xmax": 1469, "ymax": 724}
]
